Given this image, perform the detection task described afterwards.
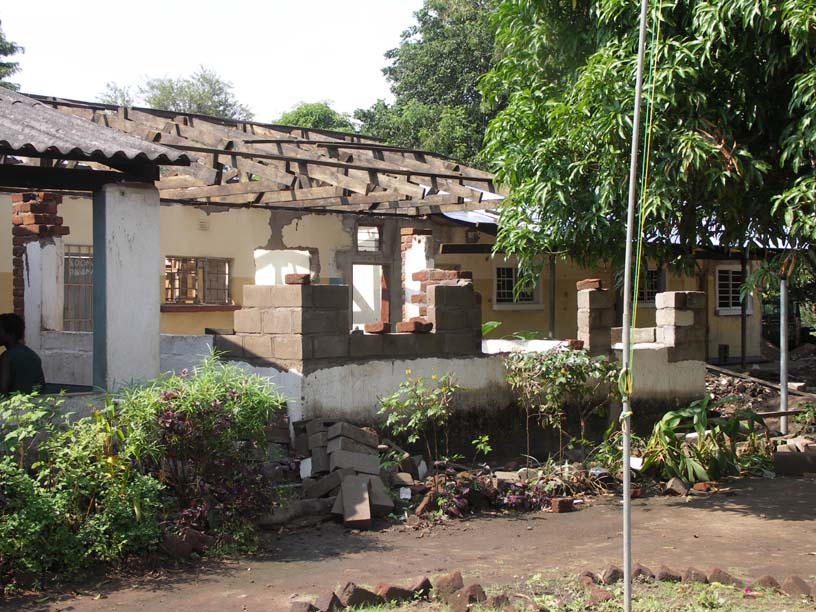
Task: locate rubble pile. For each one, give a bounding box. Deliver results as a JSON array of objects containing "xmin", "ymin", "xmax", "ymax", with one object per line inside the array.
[{"xmin": 705, "ymin": 372, "xmax": 774, "ymax": 411}]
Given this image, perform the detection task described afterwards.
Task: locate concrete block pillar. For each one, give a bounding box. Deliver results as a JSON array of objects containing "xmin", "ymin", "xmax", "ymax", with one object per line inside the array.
[
  {"xmin": 655, "ymin": 291, "xmax": 706, "ymax": 362},
  {"xmin": 576, "ymin": 288, "xmax": 614, "ymax": 354},
  {"xmin": 92, "ymin": 183, "xmax": 161, "ymax": 390}
]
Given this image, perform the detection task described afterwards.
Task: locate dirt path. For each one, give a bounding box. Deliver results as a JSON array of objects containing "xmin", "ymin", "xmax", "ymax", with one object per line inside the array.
[{"xmin": 10, "ymin": 476, "xmax": 816, "ymax": 612}]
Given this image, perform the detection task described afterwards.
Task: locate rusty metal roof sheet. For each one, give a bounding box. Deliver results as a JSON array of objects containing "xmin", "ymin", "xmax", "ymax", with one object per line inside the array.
[{"xmin": 0, "ymin": 88, "xmax": 190, "ymax": 166}]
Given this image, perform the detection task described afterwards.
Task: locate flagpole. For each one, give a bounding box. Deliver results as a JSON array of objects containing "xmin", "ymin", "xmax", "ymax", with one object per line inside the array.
[{"xmin": 621, "ymin": 0, "xmax": 651, "ymax": 610}]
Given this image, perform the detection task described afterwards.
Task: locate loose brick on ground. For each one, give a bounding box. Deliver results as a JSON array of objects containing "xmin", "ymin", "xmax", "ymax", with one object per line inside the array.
[
  {"xmin": 341, "ymin": 475, "xmax": 372, "ymax": 529},
  {"xmin": 338, "ymin": 582, "xmax": 382, "ymax": 607}
]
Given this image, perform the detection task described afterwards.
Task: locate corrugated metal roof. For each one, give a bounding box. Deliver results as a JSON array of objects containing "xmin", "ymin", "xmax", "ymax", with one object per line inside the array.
[{"xmin": 0, "ymin": 87, "xmax": 190, "ymax": 166}]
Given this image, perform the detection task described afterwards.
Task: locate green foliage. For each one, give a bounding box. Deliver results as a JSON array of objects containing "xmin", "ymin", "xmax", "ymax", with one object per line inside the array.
[
  {"xmin": 99, "ymin": 67, "xmax": 253, "ymax": 119},
  {"xmin": 471, "ymin": 434, "xmax": 493, "ymax": 460},
  {"xmin": 505, "ymin": 347, "xmax": 620, "ymax": 462},
  {"xmin": 0, "ymin": 20, "xmax": 23, "ymax": 91},
  {"xmin": 276, "ymin": 101, "xmax": 354, "ymax": 131},
  {"xmin": 641, "ymin": 397, "xmax": 771, "ymax": 482},
  {"xmin": 793, "ymin": 402, "xmax": 816, "ymax": 434},
  {"xmin": 0, "ymin": 355, "xmax": 285, "ymax": 590},
  {"xmin": 482, "ymin": 0, "xmax": 816, "ymax": 283},
  {"xmin": 355, "ymin": 0, "xmax": 499, "ymax": 165},
  {"xmin": 481, "ymin": 320, "xmax": 502, "ymax": 336},
  {"xmin": 378, "ymin": 370, "xmax": 460, "ymax": 463}
]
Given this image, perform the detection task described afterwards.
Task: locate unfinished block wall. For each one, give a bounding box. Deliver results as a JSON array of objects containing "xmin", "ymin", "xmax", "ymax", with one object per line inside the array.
[
  {"xmin": 655, "ymin": 291, "xmax": 706, "ymax": 362},
  {"xmin": 576, "ymin": 287, "xmax": 615, "ymax": 354}
]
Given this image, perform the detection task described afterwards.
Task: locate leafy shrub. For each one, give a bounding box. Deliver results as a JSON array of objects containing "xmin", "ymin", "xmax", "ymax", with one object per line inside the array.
[{"xmin": 378, "ymin": 370, "xmax": 460, "ymax": 463}]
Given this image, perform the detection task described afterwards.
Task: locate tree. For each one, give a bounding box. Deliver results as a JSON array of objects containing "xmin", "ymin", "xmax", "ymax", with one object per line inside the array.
[
  {"xmin": 275, "ymin": 101, "xmax": 354, "ymax": 131},
  {"xmin": 0, "ymin": 20, "xmax": 23, "ymax": 91},
  {"xmin": 99, "ymin": 68, "xmax": 253, "ymax": 120},
  {"xmin": 355, "ymin": 0, "xmax": 499, "ymax": 165},
  {"xmin": 481, "ymin": 0, "xmax": 815, "ymax": 284}
]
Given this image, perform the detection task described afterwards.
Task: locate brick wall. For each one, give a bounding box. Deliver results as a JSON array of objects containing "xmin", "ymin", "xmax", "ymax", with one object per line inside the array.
[{"xmin": 10, "ymin": 192, "xmax": 69, "ymax": 317}]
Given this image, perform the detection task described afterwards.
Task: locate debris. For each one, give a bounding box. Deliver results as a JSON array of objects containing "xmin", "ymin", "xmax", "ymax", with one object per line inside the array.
[
  {"xmin": 551, "ymin": 497, "xmax": 574, "ymax": 513},
  {"xmin": 633, "ymin": 563, "xmax": 655, "ymax": 581},
  {"xmin": 338, "ymin": 582, "xmax": 382, "ymax": 607},
  {"xmin": 313, "ymin": 591, "xmax": 343, "ymax": 612},
  {"xmin": 656, "ymin": 566, "xmax": 682, "ymax": 582},
  {"xmin": 780, "ymin": 575, "xmax": 813, "ymax": 599},
  {"xmin": 750, "ymin": 575, "xmax": 781, "ymax": 591},
  {"xmin": 708, "ymin": 568, "xmax": 744, "ymax": 588},
  {"xmin": 664, "ymin": 477, "xmax": 689, "ymax": 497},
  {"xmin": 341, "ymin": 475, "xmax": 372, "ymax": 529},
  {"xmin": 447, "ymin": 583, "xmax": 486, "ymax": 611},
  {"xmin": 600, "ymin": 564, "xmax": 623, "ymax": 585}
]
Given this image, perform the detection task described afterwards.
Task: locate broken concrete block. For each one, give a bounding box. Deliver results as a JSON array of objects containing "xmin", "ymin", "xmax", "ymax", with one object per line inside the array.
[
  {"xmin": 311, "ymin": 447, "xmax": 329, "ymax": 475},
  {"xmin": 656, "ymin": 566, "xmax": 682, "ymax": 582},
  {"xmin": 257, "ymin": 497, "xmax": 336, "ymax": 529},
  {"xmin": 331, "ymin": 491, "xmax": 343, "ymax": 515},
  {"xmin": 313, "ymin": 591, "xmax": 343, "ymax": 612},
  {"xmin": 664, "ymin": 477, "xmax": 689, "ymax": 496},
  {"xmin": 341, "ymin": 475, "xmax": 372, "ymax": 529},
  {"xmin": 433, "ymin": 570, "xmax": 464, "ymax": 600},
  {"xmin": 327, "ymin": 422, "xmax": 379, "ymax": 449},
  {"xmin": 682, "ymin": 567, "xmax": 708, "ymax": 584},
  {"xmin": 600, "ymin": 564, "xmax": 623, "ymax": 585},
  {"xmin": 290, "ymin": 601, "xmax": 317, "ymax": 612},
  {"xmin": 327, "ymin": 436, "xmax": 378, "ymax": 456},
  {"xmin": 633, "ymin": 563, "xmax": 655, "ymax": 581},
  {"xmin": 375, "ymin": 583, "xmax": 414, "ymax": 604},
  {"xmin": 299, "ymin": 458, "xmax": 313, "ymax": 480},
  {"xmin": 304, "ymin": 469, "xmax": 354, "ymax": 499},
  {"xmin": 409, "ymin": 576, "xmax": 432, "ymax": 600},
  {"xmin": 363, "ymin": 475, "xmax": 395, "ymax": 517},
  {"xmin": 330, "ymin": 449, "xmax": 381, "ymax": 475},
  {"xmin": 338, "ymin": 582, "xmax": 382, "ymax": 607},
  {"xmin": 308, "ymin": 431, "xmax": 328, "ymax": 450},
  {"xmin": 390, "ymin": 472, "xmax": 414, "ymax": 487},
  {"xmin": 781, "ymin": 575, "xmax": 812, "ymax": 598},
  {"xmin": 551, "ymin": 497, "xmax": 574, "ymax": 513},
  {"xmin": 708, "ymin": 568, "xmax": 744, "ymax": 588},
  {"xmin": 447, "ymin": 584, "xmax": 486, "ymax": 611}
]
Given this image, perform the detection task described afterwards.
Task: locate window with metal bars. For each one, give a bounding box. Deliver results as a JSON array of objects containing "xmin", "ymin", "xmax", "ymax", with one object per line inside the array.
[
  {"xmin": 637, "ymin": 268, "xmax": 661, "ymax": 303},
  {"xmin": 716, "ymin": 266, "xmax": 751, "ymax": 315},
  {"xmin": 63, "ymin": 245, "xmax": 94, "ymax": 331},
  {"xmin": 164, "ymin": 257, "xmax": 231, "ymax": 305},
  {"xmin": 495, "ymin": 266, "xmax": 535, "ymax": 304}
]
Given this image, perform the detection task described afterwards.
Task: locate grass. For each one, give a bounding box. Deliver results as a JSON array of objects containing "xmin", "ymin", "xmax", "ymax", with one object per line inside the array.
[{"xmin": 347, "ymin": 577, "xmax": 814, "ymax": 611}]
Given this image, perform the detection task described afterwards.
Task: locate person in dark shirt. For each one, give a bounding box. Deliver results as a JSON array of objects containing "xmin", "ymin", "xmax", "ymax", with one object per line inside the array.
[{"xmin": 0, "ymin": 313, "xmax": 45, "ymax": 395}]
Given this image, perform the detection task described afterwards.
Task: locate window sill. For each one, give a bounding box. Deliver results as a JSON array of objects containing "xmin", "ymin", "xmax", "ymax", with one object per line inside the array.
[
  {"xmin": 161, "ymin": 304, "xmax": 240, "ymax": 313},
  {"xmin": 492, "ymin": 302, "xmax": 545, "ymax": 311},
  {"xmin": 716, "ymin": 307, "xmax": 753, "ymax": 317}
]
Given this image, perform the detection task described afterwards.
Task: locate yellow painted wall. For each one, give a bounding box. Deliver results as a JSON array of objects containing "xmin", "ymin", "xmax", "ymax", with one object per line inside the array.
[{"xmin": 279, "ymin": 213, "xmax": 351, "ymax": 278}]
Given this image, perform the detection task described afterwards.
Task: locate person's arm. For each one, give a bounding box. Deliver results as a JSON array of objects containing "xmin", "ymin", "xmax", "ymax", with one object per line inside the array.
[{"xmin": 0, "ymin": 352, "xmax": 10, "ymax": 395}]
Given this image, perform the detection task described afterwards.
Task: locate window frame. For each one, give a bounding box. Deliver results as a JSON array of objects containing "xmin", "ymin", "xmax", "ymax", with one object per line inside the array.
[
  {"xmin": 492, "ymin": 262, "xmax": 544, "ymax": 311},
  {"xmin": 355, "ymin": 223, "xmax": 383, "ymax": 254},
  {"xmin": 636, "ymin": 266, "xmax": 663, "ymax": 306},
  {"xmin": 715, "ymin": 264, "xmax": 753, "ymax": 316},
  {"xmin": 164, "ymin": 255, "xmax": 233, "ymax": 306}
]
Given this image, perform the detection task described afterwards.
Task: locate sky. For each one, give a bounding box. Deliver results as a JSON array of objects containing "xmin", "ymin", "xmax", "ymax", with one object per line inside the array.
[{"xmin": 0, "ymin": 0, "xmax": 424, "ymax": 122}]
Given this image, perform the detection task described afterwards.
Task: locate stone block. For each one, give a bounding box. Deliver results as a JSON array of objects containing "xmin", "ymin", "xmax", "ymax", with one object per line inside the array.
[
  {"xmin": 363, "ymin": 475, "xmax": 395, "ymax": 517},
  {"xmin": 576, "ymin": 278, "xmax": 603, "ymax": 291},
  {"xmin": 383, "ymin": 333, "xmax": 417, "ymax": 356},
  {"xmin": 314, "ymin": 592, "xmax": 343, "ymax": 612},
  {"xmin": 428, "ymin": 284, "xmax": 476, "ymax": 307},
  {"xmin": 656, "ymin": 307, "xmax": 696, "ymax": 327},
  {"xmin": 682, "ymin": 567, "xmax": 708, "ymax": 584},
  {"xmin": 330, "ymin": 449, "xmax": 381, "ymax": 475},
  {"xmin": 213, "ymin": 334, "xmax": 243, "ymax": 359},
  {"xmin": 551, "ymin": 497, "xmax": 574, "ymax": 513},
  {"xmin": 448, "ymin": 584, "xmax": 486, "ymax": 610},
  {"xmin": 350, "ymin": 333, "xmax": 383, "ymax": 358},
  {"xmin": 310, "ymin": 334, "xmax": 349, "ymax": 359},
  {"xmin": 275, "ymin": 334, "xmax": 311, "ymax": 360},
  {"xmin": 338, "ymin": 582, "xmax": 382, "ymax": 607},
  {"xmin": 433, "ymin": 570, "xmax": 464, "ymax": 600},
  {"xmin": 244, "ymin": 284, "xmax": 309, "ymax": 308},
  {"xmin": 303, "ymin": 468, "xmax": 353, "ymax": 499},
  {"xmin": 311, "ymin": 285, "xmax": 349, "ymax": 309},
  {"xmin": 341, "ymin": 475, "xmax": 372, "ymax": 529},
  {"xmin": 290, "ymin": 601, "xmax": 317, "ymax": 612},
  {"xmin": 577, "ymin": 288, "xmax": 612, "ymax": 310},
  {"xmin": 242, "ymin": 335, "xmax": 275, "ymax": 360},
  {"xmin": 285, "ymin": 273, "xmax": 311, "ymax": 285},
  {"xmin": 308, "ymin": 431, "xmax": 328, "ymax": 450},
  {"xmin": 328, "ymin": 422, "xmax": 379, "ymax": 448},
  {"xmin": 311, "ymin": 447, "xmax": 329, "ymax": 475},
  {"xmin": 327, "ymin": 436, "xmax": 378, "ymax": 456},
  {"xmin": 443, "ymin": 332, "xmax": 481, "ymax": 354},
  {"xmin": 233, "ymin": 308, "xmax": 262, "ymax": 333},
  {"xmin": 364, "ymin": 321, "xmax": 391, "ymax": 334}
]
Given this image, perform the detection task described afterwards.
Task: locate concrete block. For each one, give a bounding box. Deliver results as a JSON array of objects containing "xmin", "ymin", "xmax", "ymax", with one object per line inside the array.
[
  {"xmin": 465, "ymin": 306, "xmax": 482, "ymax": 330},
  {"xmin": 306, "ymin": 419, "xmax": 335, "ymax": 436},
  {"xmin": 213, "ymin": 334, "xmax": 243, "ymax": 359},
  {"xmin": 396, "ymin": 319, "xmax": 433, "ymax": 333},
  {"xmin": 303, "ymin": 468, "xmax": 353, "ymax": 499},
  {"xmin": 576, "ymin": 278, "xmax": 603, "ymax": 290},
  {"xmin": 685, "ymin": 292, "xmax": 706, "ymax": 310},
  {"xmin": 242, "ymin": 335, "xmax": 275, "ymax": 360},
  {"xmin": 656, "ymin": 325, "xmax": 705, "ymax": 347},
  {"xmin": 341, "ymin": 475, "xmax": 372, "ymax": 529},
  {"xmin": 577, "ymin": 289, "xmax": 612, "ymax": 310},
  {"xmin": 611, "ymin": 326, "xmax": 656, "ymax": 344},
  {"xmin": 330, "ymin": 449, "xmax": 381, "ymax": 475},
  {"xmin": 294, "ymin": 433, "xmax": 309, "ymax": 457},
  {"xmin": 363, "ymin": 475, "xmax": 395, "ymax": 517},
  {"xmin": 656, "ymin": 291, "xmax": 704, "ymax": 310},
  {"xmin": 350, "ymin": 333, "xmax": 384, "ymax": 358},
  {"xmin": 308, "ymin": 431, "xmax": 328, "ymax": 450},
  {"xmin": 243, "ymin": 284, "xmax": 298, "ymax": 307},
  {"xmin": 233, "ymin": 308, "xmax": 262, "ymax": 333},
  {"xmin": 383, "ymin": 333, "xmax": 417, "ymax": 356},
  {"xmin": 443, "ymin": 332, "xmax": 481, "ymax": 354},
  {"xmin": 327, "ymin": 436, "xmax": 378, "ymax": 456},
  {"xmin": 311, "ymin": 447, "xmax": 329, "ymax": 475},
  {"xmin": 577, "ymin": 308, "xmax": 616, "ymax": 329},
  {"xmin": 363, "ymin": 322, "xmax": 391, "ymax": 334},
  {"xmin": 331, "ymin": 490, "xmax": 344, "ymax": 515},
  {"xmin": 285, "ymin": 273, "xmax": 311, "ymax": 285},
  {"xmin": 414, "ymin": 333, "xmax": 443, "ymax": 355},
  {"xmin": 262, "ymin": 309, "xmax": 296, "ymax": 334},
  {"xmin": 303, "ymin": 310, "xmax": 350, "ymax": 335},
  {"xmin": 310, "ymin": 285, "xmax": 349, "ymax": 309},
  {"xmin": 656, "ymin": 308, "xmax": 695, "ymax": 327},
  {"xmin": 310, "ymin": 334, "xmax": 349, "ymax": 359},
  {"xmin": 328, "ymin": 422, "xmax": 379, "ymax": 449},
  {"xmin": 275, "ymin": 334, "xmax": 311, "ymax": 360},
  {"xmin": 667, "ymin": 344, "xmax": 706, "ymax": 363},
  {"xmin": 428, "ymin": 284, "xmax": 476, "ymax": 307}
]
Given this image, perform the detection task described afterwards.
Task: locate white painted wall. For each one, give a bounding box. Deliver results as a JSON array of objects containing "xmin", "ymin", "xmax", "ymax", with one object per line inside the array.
[
  {"xmin": 254, "ymin": 249, "xmax": 312, "ymax": 285},
  {"xmin": 403, "ymin": 234, "xmax": 433, "ymax": 319},
  {"xmin": 351, "ymin": 263, "xmax": 382, "ymax": 328}
]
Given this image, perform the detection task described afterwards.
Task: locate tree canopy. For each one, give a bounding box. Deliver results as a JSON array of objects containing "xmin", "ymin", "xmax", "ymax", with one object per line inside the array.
[
  {"xmin": 0, "ymin": 20, "xmax": 23, "ymax": 91},
  {"xmin": 99, "ymin": 67, "xmax": 253, "ymax": 120},
  {"xmin": 275, "ymin": 101, "xmax": 354, "ymax": 131},
  {"xmin": 355, "ymin": 0, "xmax": 499, "ymax": 165},
  {"xmin": 481, "ymin": 0, "xmax": 816, "ymax": 280}
]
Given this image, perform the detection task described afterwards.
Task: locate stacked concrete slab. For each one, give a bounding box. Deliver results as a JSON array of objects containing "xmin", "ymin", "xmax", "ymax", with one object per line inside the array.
[
  {"xmin": 576, "ymin": 280, "xmax": 615, "ymax": 354},
  {"xmin": 299, "ymin": 419, "xmax": 394, "ymax": 529},
  {"xmin": 655, "ymin": 291, "xmax": 706, "ymax": 362}
]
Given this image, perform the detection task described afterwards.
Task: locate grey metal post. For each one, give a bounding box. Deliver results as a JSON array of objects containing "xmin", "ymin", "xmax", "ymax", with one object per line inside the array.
[
  {"xmin": 621, "ymin": 0, "xmax": 650, "ymax": 610},
  {"xmin": 780, "ymin": 277, "xmax": 788, "ymax": 434}
]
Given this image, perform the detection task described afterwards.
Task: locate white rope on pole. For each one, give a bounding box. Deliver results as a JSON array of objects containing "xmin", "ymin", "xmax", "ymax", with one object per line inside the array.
[{"xmin": 621, "ymin": 0, "xmax": 651, "ymax": 610}]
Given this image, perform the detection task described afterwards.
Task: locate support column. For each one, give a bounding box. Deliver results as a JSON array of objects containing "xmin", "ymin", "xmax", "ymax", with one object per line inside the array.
[{"xmin": 92, "ymin": 183, "xmax": 160, "ymax": 390}]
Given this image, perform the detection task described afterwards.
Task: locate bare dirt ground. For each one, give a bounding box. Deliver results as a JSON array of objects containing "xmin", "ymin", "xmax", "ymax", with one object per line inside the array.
[{"xmin": 9, "ymin": 476, "xmax": 816, "ymax": 612}]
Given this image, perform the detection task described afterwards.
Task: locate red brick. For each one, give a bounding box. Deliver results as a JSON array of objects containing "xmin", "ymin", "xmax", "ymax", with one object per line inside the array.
[
  {"xmin": 20, "ymin": 213, "xmax": 57, "ymax": 225},
  {"xmin": 400, "ymin": 227, "xmax": 432, "ymax": 236},
  {"xmin": 11, "ymin": 192, "xmax": 36, "ymax": 203},
  {"xmin": 410, "ymin": 294, "xmax": 425, "ymax": 304},
  {"xmin": 284, "ymin": 273, "xmax": 311, "ymax": 285},
  {"xmin": 430, "ymin": 270, "xmax": 447, "ymax": 281},
  {"xmin": 551, "ymin": 497, "xmax": 574, "ymax": 513},
  {"xmin": 444, "ymin": 270, "xmax": 459, "ymax": 280},
  {"xmin": 12, "ymin": 246, "xmax": 25, "ymax": 257},
  {"xmin": 576, "ymin": 278, "xmax": 603, "ymax": 291},
  {"xmin": 12, "ymin": 225, "xmax": 48, "ymax": 236},
  {"xmin": 12, "ymin": 236, "xmax": 34, "ymax": 246},
  {"xmin": 565, "ymin": 339, "xmax": 585, "ymax": 350},
  {"xmin": 12, "ymin": 288, "xmax": 24, "ymax": 297},
  {"xmin": 11, "ymin": 214, "xmax": 23, "ymax": 225},
  {"xmin": 52, "ymin": 226, "xmax": 70, "ymax": 236},
  {"xmin": 396, "ymin": 320, "xmax": 433, "ymax": 333},
  {"xmin": 13, "ymin": 276, "xmax": 25, "ymax": 288},
  {"xmin": 364, "ymin": 321, "xmax": 391, "ymax": 334},
  {"xmin": 412, "ymin": 270, "xmax": 429, "ymax": 282},
  {"xmin": 458, "ymin": 271, "xmax": 473, "ymax": 280}
]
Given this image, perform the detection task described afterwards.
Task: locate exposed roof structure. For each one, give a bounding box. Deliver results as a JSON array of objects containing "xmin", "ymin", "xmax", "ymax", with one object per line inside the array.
[
  {"xmin": 0, "ymin": 88, "xmax": 191, "ymax": 190},
  {"xmin": 28, "ymin": 94, "xmax": 504, "ymax": 216}
]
